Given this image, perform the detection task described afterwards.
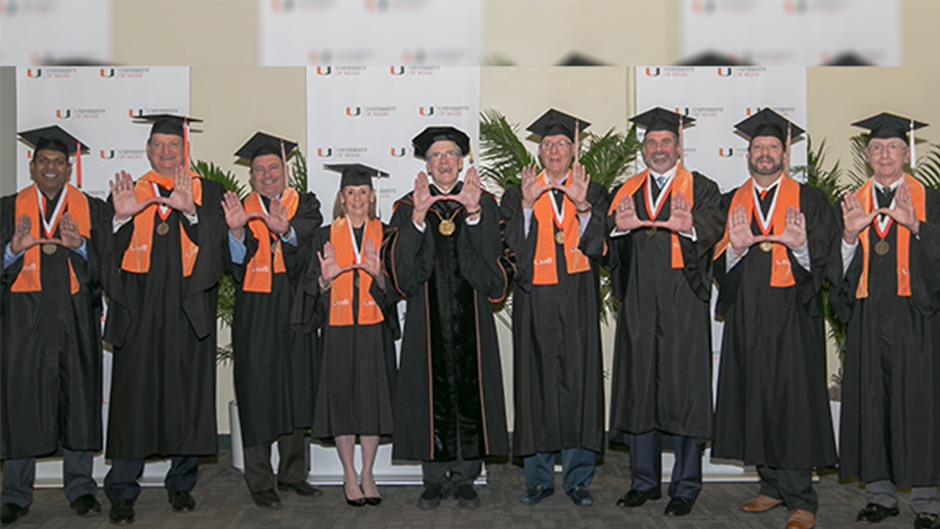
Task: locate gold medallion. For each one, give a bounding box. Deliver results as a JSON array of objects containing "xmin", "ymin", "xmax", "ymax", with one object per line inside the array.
[
  {"xmin": 42, "ymin": 243, "xmax": 57, "ymax": 255},
  {"xmin": 156, "ymin": 221, "xmax": 170, "ymax": 236},
  {"xmin": 646, "ymin": 226, "xmax": 657, "ymax": 235},
  {"xmin": 760, "ymin": 241, "xmax": 773, "ymax": 253},
  {"xmin": 438, "ymin": 219, "xmax": 456, "ymax": 236},
  {"xmin": 874, "ymin": 240, "xmax": 890, "ymax": 256},
  {"xmin": 354, "ymin": 276, "xmax": 360, "ymax": 289},
  {"xmin": 554, "ymin": 231, "xmax": 566, "ymax": 245}
]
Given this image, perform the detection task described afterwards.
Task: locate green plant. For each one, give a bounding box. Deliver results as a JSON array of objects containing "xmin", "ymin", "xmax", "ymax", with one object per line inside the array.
[
  {"xmin": 479, "ymin": 109, "xmax": 641, "ymax": 324},
  {"xmin": 191, "ymin": 160, "xmax": 246, "ymax": 364}
]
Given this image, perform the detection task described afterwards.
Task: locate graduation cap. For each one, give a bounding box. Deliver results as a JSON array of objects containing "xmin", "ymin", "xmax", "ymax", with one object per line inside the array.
[
  {"xmin": 19, "ymin": 124, "xmax": 89, "ymax": 187},
  {"xmin": 526, "ymin": 109, "xmax": 590, "ymax": 142},
  {"xmin": 235, "ymin": 132, "xmax": 298, "ymax": 164},
  {"xmin": 412, "ymin": 126, "xmax": 471, "ymax": 160},
  {"xmin": 324, "ymin": 163, "xmax": 389, "ymax": 188},
  {"xmin": 852, "ymin": 112, "xmax": 927, "ymax": 142},
  {"xmin": 630, "ymin": 107, "xmax": 695, "ymax": 136},
  {"xmin": 734, "ymin": 108, "xmax": 805, "ymax": 145},
  {"xmin": 133, "ymin": 113, "xmax": 203, "ymax": 138}
]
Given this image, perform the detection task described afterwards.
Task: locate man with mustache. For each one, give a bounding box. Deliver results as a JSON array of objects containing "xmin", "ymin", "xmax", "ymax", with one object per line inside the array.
[
  {"xmin": 712, "ymin": 109, "xmax": 837, "ymax": 529},
  {"xmin": 607, "ymin": 107, "xmax": 723, "ymax": 517},
  {"xmin": 1, "ymin": 126, "xmax": 108, "ymax": 525},
  {"xmin": 102, "ymin": 114, "xmax": 227, "ymax": 525}
]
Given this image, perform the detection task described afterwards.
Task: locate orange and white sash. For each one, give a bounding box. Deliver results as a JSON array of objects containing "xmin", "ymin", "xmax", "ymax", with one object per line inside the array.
[
  {"xmin": 532, "ymin": 170, "xmax": 591, "ymax": 285},
  {"xmin": 329, "ymin": 216, "xmax": 384, "ymax": 325},
  {"xmin": 242, "ymin": 188, "xmax": 299, "ymax": 293}
]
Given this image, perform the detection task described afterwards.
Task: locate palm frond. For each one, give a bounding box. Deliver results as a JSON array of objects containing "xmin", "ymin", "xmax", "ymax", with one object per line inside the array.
[
  {"xmin": 846, "ymin": 133, "xmax": 871, "ymax": 191},
  {"xmin": 794, "ymin": 135, "xmax": 851, "ymax": 203},
  {"xmin": 191, "ymin": 160, "xmax": 248, "ymax": 198},
  {"xmin": 580, "ymin": 125, "xmax": 641, "ymax": 190},
  {"xmin": 915, "ymin": 143, "xmax": 940, "ymax": 189},
  {"xmin": 479, "ymin": 109, "xmax": 536, "ymax": 190},
  {"xmin": 289, "ymin": 150, "xmax": 308, "ymax": 193}
]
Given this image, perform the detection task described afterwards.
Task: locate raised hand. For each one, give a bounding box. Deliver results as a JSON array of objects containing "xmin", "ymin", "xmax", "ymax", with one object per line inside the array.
[
  {"xmin": 157, "ymin": 165, "xmax": 195, "ymax": 216},
  {"xmin": 110, "ymin": 170, "xmax": 156, "ymax": 221},
  {"xmin": 454, "ymin": 166, "xmax": 482, "ymax": 212},
  {"xmin": 264, "ymin": 197, "xmax": 291, "ymax": 236},
  {"xmin": 520, "ymin": 163, "xmax": 548, "ymax": 209},
  {"xmin": 728, "ymin": 204, "xmax": 766, "ymax": 256},
  {"xmin": 10, "ymin": 215, "xmax": 43, "ymax": 254},
  {"xmin": 411, "ymin": 171, "xmax": 443, "ymax": 226},
  {"xmin": 653, "ymin": 191, "xmax": 693, "ymax": 233},
  {"xmin": 355, "ymin": 238, "xmax": 381, "ymax": 276},
  {"xmin": 221, "ymin": 191, "xmax": 249, "ymax": 239},
  {"xmin": 614, "ymin": 193, "xmax": 647, "ymax": 232},
  {"xmin": 55, "ymin": 212, "xmax": 83, "ymax": 249},
  {"xmin": 767, "ymin": 206, "xmax": 807, "ymax": 249},
  {"xmin": 317, "ymin": 241, "xmax": 348, "ymax": 283},
  {"xmin": 882, "ymin": 182, "xmax": 920, "ymax": 235},
  {"xmin": 840, "ymin": 191, "xmax": 883, "ymax": 244},
  {"xmin": 553, "ymin": 161, "xmax": 590, "ymax": 213}
]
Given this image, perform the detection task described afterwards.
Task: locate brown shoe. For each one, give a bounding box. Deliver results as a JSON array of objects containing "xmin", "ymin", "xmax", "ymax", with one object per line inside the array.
[
  {"xmin": 786, "ymin": 509, "xmax": 815, "ymax": 529},
  {"xmin": 739, "ymin": 494, "xmax": 784, "ymax": 513}
]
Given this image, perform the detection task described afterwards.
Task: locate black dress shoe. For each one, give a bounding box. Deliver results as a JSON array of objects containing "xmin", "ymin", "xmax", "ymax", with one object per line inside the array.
[
  {"xmin": 616, "ymin": 488, "xmax": 662, "ymax": 507},
  {"xmin": 455, "ymin": 484, "xmax": 480, "ymax": 509},
  {"xmin": 519, "ymin": 485, "xmax": 555, "ymax": 505},
  {"xmin": 167, "ymin": 490, "xmax": 196, "ymax": 512},
  {"xmin": 417, "ymin": 483, "xmax": 443, "ymax": 510},
  {"xmin": 0, "ymin": 503, "xmax": 28, "ymax": 524},
  {"xmin": 251, "ymin": 489, "xmax": 282, "ymax": 510},
  {"xmin": 915, "ymin": 513, "xmax": 940, "ymax": 529},
  {"xmin": 277, "ymin": 481, "xmax": 323, "ymax": 497},
  {"xmin": 70, "ymin": 494, "xmax": 101, "ymax": 516},
  {"xmin": 108, "ymin": 499, "xmax": 134, "ymax": 525},
  {"xmin": 664, "ymin": 496, "xmax": 695, "ymax": 516},
  {"xmin": 857, "ymin": 503, "xmax": 900, "ymax": 523},
  {"xmin": 566, "ymin": 487, "xmax": 594, "ymax": 506}
]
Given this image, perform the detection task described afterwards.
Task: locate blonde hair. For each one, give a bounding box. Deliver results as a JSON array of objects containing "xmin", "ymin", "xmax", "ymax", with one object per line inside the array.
[{"xmin": 332, "ymin": 187, "xmax": 377, "ymax": 220}]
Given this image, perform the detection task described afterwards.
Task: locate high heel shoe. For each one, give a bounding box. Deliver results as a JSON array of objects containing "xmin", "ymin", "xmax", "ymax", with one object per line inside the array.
[
  {"xmin": 343, "ymin": 483, "xmax": 366, "ymax": 507},
  {"xmin": 364, "ymin": 496, "xmax": 382, "ymax": 506}
]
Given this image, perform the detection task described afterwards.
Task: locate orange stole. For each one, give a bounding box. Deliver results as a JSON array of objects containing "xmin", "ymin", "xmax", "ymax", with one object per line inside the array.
[
  {"xmin": 714, "ymin": 176, "xmax": 800, "ymax": 288},
  {"xmin": 532, "ymin": 170, "xmax": 590, "ymax": 285},
  {"xmin": 120, "ymin": 170, "xmax": 203, "ymax": 277},
  {"xmin": 607, "ymin": 166, "xmax": 694, "ymax": 269},
  {"xmin": 854, "ymin": 174, "xmax": 925, "ymax": 299},
  {"xmin": 242, "ymin": 189, "xmax": 299, "ymax": 293},
  {"xmin": 329, "ymin": 216, "xmax": 383, "ymax": 326},
  {"xmin": 11, "ymin": 184, "xmax": 90, "ymax": 294}
]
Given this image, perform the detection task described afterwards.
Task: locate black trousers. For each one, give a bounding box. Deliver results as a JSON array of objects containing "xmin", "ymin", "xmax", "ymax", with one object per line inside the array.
[
  {"xmin": 628, "ymin": 430, "xmax": 702, "ymax": 500},
  {"xmin": 104, "ymin": 456, "xmax": 198, "ymax": 503},
  {"xmin": 243, "ymin": 430, "xmax": 306, "ymax": 494},
  {"xmin": 757, "ymin": 465, "xmax": 817, "ymax": 513}
]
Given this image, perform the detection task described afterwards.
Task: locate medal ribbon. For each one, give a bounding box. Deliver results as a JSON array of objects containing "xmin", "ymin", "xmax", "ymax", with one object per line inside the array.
[{"xmin": 36, "ymin": 184, "xmax": 68, "ymax": 239}]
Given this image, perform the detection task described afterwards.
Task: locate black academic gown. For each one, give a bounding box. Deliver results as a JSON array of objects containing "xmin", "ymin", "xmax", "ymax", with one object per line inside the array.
[
  {"xmin": 1, "ymin": 189, "xmax": 108, "ymax": 460},
  {"xmin": 607, "ymin": 172, "xmax": 723, "ymax": 444},
  {"xmin": 389, "ymin": 186, "xmax": 511, "ymax": 462},
  {"xmin": 713, "ymin": 182, "xmax": 838, "ymax": 469},
  {"xmin": 102, "ymin": 177, "xmax": 226, "ymax": 459},
  {"xmin": 500, "ymin": 182, "xmax": 609, "ymax": 457},
  {"xmin": 829, "ymin": 185, "xmax": 940, "ymax": 486},
  {"xmin": 225, "ymin": 192, "xmax": 321, "ymax": 448},
  {"xmin": 294, "ymin": 222, "xmax": 398, "ymax": 439}
]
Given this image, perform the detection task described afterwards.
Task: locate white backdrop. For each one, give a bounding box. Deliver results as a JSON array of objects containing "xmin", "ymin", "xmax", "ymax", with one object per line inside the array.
[
  {"xmin": 260, "ymin": 0, "xmax": 481, "ymax": 66},
  {"xmin": 16, "ymin": 66, "xmax": 191, "ymax": 199},
  {"xmin": 0, "ymin": 0, "xmax": 111, "ymax": 66},
  {"xmin": 15, "ymin": 66, "xmax": 190, "ymax": 486},
  {"xmin": 305, "ymin": 65, "xmax": 480, "ymax": 484},
  {"xmin": 681, "ymin": 0, "xmax": 899, "ymax": 66},
  {"xmin": 636, "ymin": 65, "xmax": 807, "ymax": 480}
]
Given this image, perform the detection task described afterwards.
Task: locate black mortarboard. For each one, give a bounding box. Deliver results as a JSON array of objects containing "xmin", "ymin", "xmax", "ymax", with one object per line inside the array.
[
  {"xmin": 526, "ymin": 109, "xmax": 590, "ymax": 141},
  {"xmin": 851, "ymin": 112, "xmax": 928, "ymax": 142},
  {"xmin": 324, "ymin": 163, "xmax": 389, "ymax": 188},
  {"xmin": 412, "ymin": 126, "xmax": 471, "ymax": 159},
  {"xmin": 133, "ymin": 113, "xmax": 202, "ymax": 138},
  {"xmin": 235, "ymin": 132, "xmax": 298, "ymax": 163},
  {"xmin": 630, "ymin": 107, "xmax": 695, "ymax": 135},
  {"xmin": 677, "ymin": 50, "xmax": 751, "ymax": 66},
  {"xmin": 19, "ymin": 125, "xmax": 89, "ymax": 157},
  {"xmin": 734, "ymin": 108, "xmax": 805, "ymax": 144}
]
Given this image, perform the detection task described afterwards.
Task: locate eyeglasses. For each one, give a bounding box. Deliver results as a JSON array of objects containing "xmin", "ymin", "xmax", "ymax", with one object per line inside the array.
[
  {"xmin": 868, "ymin": 143, "xmax": 907, "ymax": 156},
  {"xmin": 539, "ymin": 140, "xmax": 572, "ymax": 151},
  {"xmin": 428, "ymin": 150, "xmax": 460, "ymax": 160}
]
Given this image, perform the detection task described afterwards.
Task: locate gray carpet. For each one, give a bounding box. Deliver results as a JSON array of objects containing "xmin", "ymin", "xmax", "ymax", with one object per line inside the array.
[{"xmin": 9, "ymin": 449, "xmax": 927, "ymax": 528}]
